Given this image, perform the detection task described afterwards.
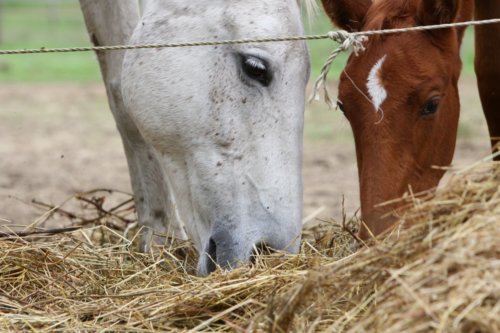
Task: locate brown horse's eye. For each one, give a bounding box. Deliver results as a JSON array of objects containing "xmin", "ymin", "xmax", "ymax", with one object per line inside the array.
[
  {"xmin": 421, "ymin": 96, "xmax": 440, "ymax": 116},
  {"xmin": 241, "ymin": 55, "xmax": 272, "ymax": 87}
]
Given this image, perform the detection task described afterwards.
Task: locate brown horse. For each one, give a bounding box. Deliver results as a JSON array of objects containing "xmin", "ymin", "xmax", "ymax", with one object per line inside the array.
[{"xmin": 320, "ymin": 0, "xmax": 499, "ymax": 239}]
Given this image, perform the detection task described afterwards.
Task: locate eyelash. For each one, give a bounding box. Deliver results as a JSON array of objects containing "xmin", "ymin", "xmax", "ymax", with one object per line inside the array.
[{"xmin": 240, "ymin": 55, "xmax": 272, "ymax": 87}]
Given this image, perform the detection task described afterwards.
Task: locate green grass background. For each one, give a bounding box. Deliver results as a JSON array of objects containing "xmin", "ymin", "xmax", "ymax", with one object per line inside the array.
[{"xmin": 0, "ymin": 1, "xmax": 476, "ymax": 83}]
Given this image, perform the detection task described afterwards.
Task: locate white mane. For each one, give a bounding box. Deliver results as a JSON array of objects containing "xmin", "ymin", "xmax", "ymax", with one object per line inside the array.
[{"xmin": 301, "ymin": 0, "xmax": 319, "ymax": 20}]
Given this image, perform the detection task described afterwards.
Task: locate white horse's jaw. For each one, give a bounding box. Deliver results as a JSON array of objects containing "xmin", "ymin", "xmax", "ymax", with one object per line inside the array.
[{"xmin": 122, "ymin": 0, "xmax": 309, "ymax": 275}]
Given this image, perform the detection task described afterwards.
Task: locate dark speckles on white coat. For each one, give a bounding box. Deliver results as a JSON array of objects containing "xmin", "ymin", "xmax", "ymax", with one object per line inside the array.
[{"xmin": 120, "ymin": 0, "xmax": 308, "ymax": 276}]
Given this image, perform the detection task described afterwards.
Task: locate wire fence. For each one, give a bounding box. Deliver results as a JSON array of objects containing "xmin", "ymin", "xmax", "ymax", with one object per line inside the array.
[
  {"xmin": 1, "ymin": 18, "xmax": 500, "ymax": 56},
  {"xmin": 0, "ymin": 2, "xmax": 499, "ymax": 85}
]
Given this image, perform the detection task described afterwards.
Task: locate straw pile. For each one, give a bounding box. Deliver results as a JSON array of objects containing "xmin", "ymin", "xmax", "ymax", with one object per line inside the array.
[{"xmin": 1, "ymin": 162, "xmax": 498, "ymax": 332}]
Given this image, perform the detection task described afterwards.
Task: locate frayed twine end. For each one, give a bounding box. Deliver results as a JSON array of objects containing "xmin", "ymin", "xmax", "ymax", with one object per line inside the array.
[{"xmin": 309, "ymin": 31, "xmax": 368, "ymax": 109}]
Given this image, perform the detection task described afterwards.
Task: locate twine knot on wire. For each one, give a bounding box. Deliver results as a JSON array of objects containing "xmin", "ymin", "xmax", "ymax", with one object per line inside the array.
[
  {"xmin": 310, "ymin": 30, "xmax": 368, "ymax": 108},
  {"xmin": 328, "ymin": 31, "xmax": 368, "ymax": 55}
]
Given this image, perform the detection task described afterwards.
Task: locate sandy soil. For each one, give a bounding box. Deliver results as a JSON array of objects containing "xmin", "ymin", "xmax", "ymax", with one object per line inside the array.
[{"xmin": 0, "ymin": 78, "xmax": 491, "ymax": 228}]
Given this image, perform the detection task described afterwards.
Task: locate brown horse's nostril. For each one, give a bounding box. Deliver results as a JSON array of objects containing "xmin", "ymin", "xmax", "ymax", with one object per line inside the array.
[{"xmin": 250, "ymin": 241, "xmax": 275, "ymax": 264}]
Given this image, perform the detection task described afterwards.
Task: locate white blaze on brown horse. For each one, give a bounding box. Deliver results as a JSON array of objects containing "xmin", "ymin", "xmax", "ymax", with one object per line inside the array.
[{"xmin": 321, "ymin": 0, "xmax": 499, "ymax": 239}]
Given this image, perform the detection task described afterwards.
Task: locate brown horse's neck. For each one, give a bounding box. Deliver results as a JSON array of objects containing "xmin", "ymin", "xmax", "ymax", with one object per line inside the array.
[
  {"xmin": 475, "ymin": 0, "xmax": 500, "ymax": 160},
  {"xmin": 456, "ymin": 1, "xmax": 475, "ymax": 42}
]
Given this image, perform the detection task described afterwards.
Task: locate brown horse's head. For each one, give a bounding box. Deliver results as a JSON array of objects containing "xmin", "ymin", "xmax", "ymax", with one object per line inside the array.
[{"xmin": 321, "ymin": 0, "xmax": 473, "ymax": 238}]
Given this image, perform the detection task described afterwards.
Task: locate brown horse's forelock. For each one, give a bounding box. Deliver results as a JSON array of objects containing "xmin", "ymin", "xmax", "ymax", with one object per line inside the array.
[{"xmin": 364, "ymin": 0, "xmax": 418, "ymax": 31}]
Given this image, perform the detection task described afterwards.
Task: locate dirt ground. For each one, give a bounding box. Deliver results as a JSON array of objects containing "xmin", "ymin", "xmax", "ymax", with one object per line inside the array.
[{"xmin": 0, "ymin": 78, "xmax": 491, "ymax": 228}]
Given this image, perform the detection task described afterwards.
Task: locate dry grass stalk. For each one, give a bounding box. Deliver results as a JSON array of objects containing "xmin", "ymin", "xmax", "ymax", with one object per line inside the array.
[
  {"xmin": 0, "ymin": 162, "xmax": 498, "ymax": 332},
  {"xmin": 255, "ymin": 162, "xmax": 499, "ymax": 332}
]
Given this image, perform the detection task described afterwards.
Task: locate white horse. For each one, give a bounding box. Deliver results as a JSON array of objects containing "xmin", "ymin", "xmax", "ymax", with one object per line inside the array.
[{"xmin": 79, "ymin": 0, "xmax": 312, "ymax": 275}]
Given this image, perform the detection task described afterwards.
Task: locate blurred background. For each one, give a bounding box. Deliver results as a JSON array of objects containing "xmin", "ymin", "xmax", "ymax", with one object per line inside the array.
[{"xmin": 0, "ymin": 0, "xmax": 491, "ymax": 228}]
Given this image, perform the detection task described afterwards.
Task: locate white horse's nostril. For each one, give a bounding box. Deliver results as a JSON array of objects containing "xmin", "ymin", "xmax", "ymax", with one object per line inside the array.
[
  {"xmin": 202, "ymin": 232, "xmax": 258, "ymax": 275},
  {"xmin": 199, "ymin": 231, "xmax": 296, "ymax": 275},
  {"xmin": 250, "ymin": 241, "xmax": 275, "ymax": 264},
  {"xmin": 204, "ymin": 237, "xmax": 218, "ymax": 274}
]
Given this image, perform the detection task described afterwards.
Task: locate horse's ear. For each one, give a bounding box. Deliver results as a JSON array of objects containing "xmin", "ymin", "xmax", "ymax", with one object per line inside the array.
[
  {"xmin": 418, "ymin": 0, "xmax": 459, "ymax": 26},
  {"xmin": 321, "ymin": 0, "xmax": 372, "ymax": 32}
]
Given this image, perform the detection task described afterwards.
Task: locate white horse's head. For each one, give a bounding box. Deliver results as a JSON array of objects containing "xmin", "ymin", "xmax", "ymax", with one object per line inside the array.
[{"xmin": 122, "ymin": 0, "xmax": 311, "ymax": 275}]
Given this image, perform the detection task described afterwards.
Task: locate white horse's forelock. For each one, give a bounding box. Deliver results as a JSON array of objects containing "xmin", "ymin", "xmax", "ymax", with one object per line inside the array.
[
  {"xmin": 301, "ymin": 0, "xmax": 319, "ymax": 16},
  {"xmin": 297, "ymin": 0, "xmax": 319, "ymax": 22}
]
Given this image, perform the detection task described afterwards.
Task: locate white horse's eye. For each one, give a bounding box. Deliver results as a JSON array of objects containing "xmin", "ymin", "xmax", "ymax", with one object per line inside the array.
[{"xmin": 241, "ymin": 55, "xmax": 272, "ymax": 87}]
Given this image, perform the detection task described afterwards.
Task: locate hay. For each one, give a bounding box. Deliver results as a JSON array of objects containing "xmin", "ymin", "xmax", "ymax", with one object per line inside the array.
[{"xmin": 0, "ymin": 162, "xmax": 498, "ymax": 332}]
